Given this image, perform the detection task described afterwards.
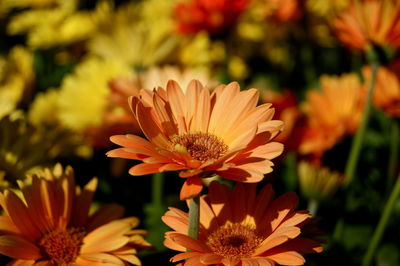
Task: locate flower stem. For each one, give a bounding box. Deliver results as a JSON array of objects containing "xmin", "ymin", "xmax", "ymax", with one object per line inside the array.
[
  {"xmin": 152, "ymin": 172, "xmax": 163, "ymax": 205},
  {"xmin": 307, "ymin": 198, "xmax": 319, "ymax": 216},
  {"xmin": 386, "ymin": 119, "xmax": 399, "ymax": 191},
  {"xmin": 344, "ymin": 62, "xmax": 379, "ymax": 187},
  {"xmin": 362, "ymin": 174, "xmax": 400, "ymax": 266},
  {"xmin": 188, "ymin": 195, "xmax": 200, "ymax": 240}
]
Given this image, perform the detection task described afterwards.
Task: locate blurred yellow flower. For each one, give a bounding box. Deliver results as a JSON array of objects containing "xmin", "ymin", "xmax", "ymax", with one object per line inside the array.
[
  {"xmin": 0, "ymin": 46, "xmax": 34, "ymax": 119},
  {"xmin": 28, "ymin": 89, "xmax": 60, "ymax": 126},
  {"xmin": 179, "ymin": 32, "xmax": 225, "ymax": 70},
  {"xmin": 306, "ymin": 0, "xmax": 349, "ymax": 17},
  {"xmin": 57, "ymin": 57, "xmax": 132, "ymax": 132},
  {"xmin": 7, "ymin": 0, "xmax": 112, "ymax": 48},
  {"xmin": 0, "ymin": 0, "xmax": 59, "ymax": 13},
  {"xmin": 298, "ymin": 161, "xmax": 346, "ymax": 201}
]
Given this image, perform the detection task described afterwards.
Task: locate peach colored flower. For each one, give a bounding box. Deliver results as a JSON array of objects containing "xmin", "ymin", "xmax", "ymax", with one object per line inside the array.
[
  {"xmin": 362, "ymin": 65, "xmax": 400, "ymax": 117},
  {"xmin": 162, "ymin": 181, "xmax": 323, "ymax": 266},
  {"xmin": 333, "ymin": 0, "xmax": 400, "ymax": 51},
  {"xmin": 107, "ymin": 80, "xmax": 284, "ymax": 200},
  {"xmin": 0, "ymin": 164, "xmax": 151, "ymax": 265},
  {"xmin": 299, "ymin": 73, "xmax": 365, "ymax": 157}
]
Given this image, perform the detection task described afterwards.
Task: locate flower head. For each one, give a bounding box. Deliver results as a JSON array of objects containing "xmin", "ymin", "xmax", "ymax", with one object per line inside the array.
[
  {"xmin": 298, "ymin": 161, "xmax": 346, "ymax": 201},
  {"xmin": 299, "ymin": 73, "xmax": 365, "ymax": 157},
  {"xmin": 173, "ymin": 0, "xmax": 250, "ymax": 35},
  {"xmin": 363, "ymin": 65, "xmax": 400, "ymax": 117},
  {"xmin": 107, "ymin": 80, "xmax": 283, "ymax": 200},
  {"xmin": 333, "ymin": 0, "xmax": 400, "ymax": 51},
  {"xmin": 0, "ymin": 164, "xmax": 151, "ymax": 265},
  {"xmin": 162, "ymin": 181, "xmax": 323, "ymax": 265}
]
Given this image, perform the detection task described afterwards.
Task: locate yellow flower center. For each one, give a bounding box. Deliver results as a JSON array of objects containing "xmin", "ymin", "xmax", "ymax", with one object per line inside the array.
[
  {"xmin": 171, "ymin": 132, "xmax": 228, "ymax": 162},
  {"xmin": 39, "ymin": 227, "xmax": 85, "ymax": 264},
  {"xmin": 207, "ymin": 223, "xmax": 263, "ymax": 259}
]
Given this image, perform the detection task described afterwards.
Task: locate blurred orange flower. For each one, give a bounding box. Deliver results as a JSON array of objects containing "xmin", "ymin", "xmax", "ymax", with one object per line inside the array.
[
  {"xmin": 299, "ymin": 73, "xmax": 365, "ymax": 157},
  {"xmin": 0, "ymin": 164, "xmax": 151, "ymax": 265},
  {"xmin": 264, "ymin": 0, "xmax": 302, "ymax": 22},
  {"xmin": 162, "ymin": 181, "xmax": 323, "ymax": 265},
  {"xmin": 107, "ymin": 80, "xmax": 283, "ymax": 200},
  {"xmin": 363, "ymin": 65, "xmax": 400, "ymax": 117},
  {"xmin": 261, "ymin": 89, "xmax": 300, "ymax": 147},
  {"xmin": 173, "ymin": 0, "xmax": 250, "ymax": 35},
  {"xmin": 333, "ymin": 0, "xmax": 400, "ymax": 51}
]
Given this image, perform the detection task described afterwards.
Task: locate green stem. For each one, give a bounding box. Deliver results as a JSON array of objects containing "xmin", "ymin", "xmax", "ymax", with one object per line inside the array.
[
  {"xmin": 151, "ymin": 172, "xmax": 164, "ymax": 205},
  {"xmin": 188, "ymin": 195, "xmax": 200, "ymax": 241},
  {"xmin": 387, "ymin": 120, "xmax": 399, "ymax": 191},
  {"xmin": 362, "ymin": 174, "xmax": 400, "ymax": 266},
  {"xmin": 307, "ymin": 198, "xmax": 319, "ymax": 216},
  {"xmin": 344, "ymin": 62, "xmax": 379, "ymax": 187}
]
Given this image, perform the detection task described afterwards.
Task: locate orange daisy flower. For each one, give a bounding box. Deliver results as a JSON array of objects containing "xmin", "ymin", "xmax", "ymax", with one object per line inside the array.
[
  {"xmin": 333, "ymin": 0, "xmax": 400, "ymax": 51},
  {"xmin": 162, "ymin": 181, "xmax": 323, "ymax": 266},
  {"xmin": 299, "ymin": 73, "xmax": 365, "ymax": 157},
  {"xmin": 173, "ymin": 0, "xmax": 250, "ymax": 35},
  {"xmin": 0, "ymin": 164, "xmax": 151, "ymax": 265},
  {"xmin": 362, "ymin": 65, "xmax": 400, "ymax": 117},
  {"xmin": 107, "ymin": 80, "xmax": 284, "ymax": 200}
]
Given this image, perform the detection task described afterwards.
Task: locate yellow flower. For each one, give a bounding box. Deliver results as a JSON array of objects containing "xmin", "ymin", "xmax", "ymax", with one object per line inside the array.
[
  {"xmin": 88, "ymin": 1, "xmax": 177, "ymax": 67},
  {"xmin": 7, "ymin": 0, "xmax": 112, "ymax": 48},
  {"xmin": 0, "ymin": 0, "xmax": 59, "ymax": 14},
  {"xmin": 28, "ymin": 89, "xmax": 60, "ymax": 126},
  {"xmin": 306, "ymin": 0, "xmax": 349, "ymax": 17},
  {"xmin": 0, "ymin": 164, "xmax": 151, "ymax": 265},
  {"xmin": 179, "ymin": 32, "xmax": 226, "ymax": 70},
  {"xmin": 0, "ymin": 46, "xmax": 34, "ymax": 119},
  {"xmin": 298, "ymin": 161, "xmax": 345, "ymax": 201},
  {"xmin": 57, "ymin": 57, "xmax": 132, "ymax": 132}
]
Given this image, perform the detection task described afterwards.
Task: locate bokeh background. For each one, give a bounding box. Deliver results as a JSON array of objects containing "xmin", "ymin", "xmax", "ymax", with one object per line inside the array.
[{"xmin": 0, "ymin": 0, "xmax": 399, "ymax": 265}]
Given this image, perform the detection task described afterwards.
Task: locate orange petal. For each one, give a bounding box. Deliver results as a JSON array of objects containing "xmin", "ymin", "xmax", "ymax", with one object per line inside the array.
[
  {"xmin": 266, "ymin": 251, "xmax": 305, "ymax": 265},
  {"xmin": 0, "ymin": 235, "xmax": 41, "ymax": 260},
  {"xmin": 7, "ymin": 259, "xmax": 35, "ymax": 266},
  {"xmin": 199, "ymin": 253, "xmax": 223, "ymax": 264},
  {"xmin": 1, "ymin": 191, "xmax": 41, "ymax": 240},
  {"xmin": 171, "ymin": 251, "xmax": 203, "ymax": 262},
  {"xmin": 208, "ymin": 181, "xmax": 232, "ymax": 225},
  {"xmin": 129, "ymin": 163, "xmax": 164, "ymax": 175},
  {"xmin": 78, "ymin": 253, "xmax": 125, "ymax": 265},
  {"xmin": 168, "ymin": 233, "xmax": 211, "ymax": 252},
  {"xmin": 180, "ymin": 176, "xmax": 203, "ymax": 200},
  {"xmin": 71, "ymin": 178, "xmax": 98, "ymax": 227},
  {"xmin": 86, "ymin": 204, "xmax": 125, "ymax": 232}
]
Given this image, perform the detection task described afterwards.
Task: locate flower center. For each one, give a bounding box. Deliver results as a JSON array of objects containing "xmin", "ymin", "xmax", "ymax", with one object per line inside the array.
[
  {"xmin": 39, "ymin": 227, "xmax": 85, "ymax": 264},
  {"xmin": 171, "ymin": 132, "xmax": 228, "ymax": 162},
  {"xmin": 207, "ymin": 223, "xmax": 263, "ymax": 259}
]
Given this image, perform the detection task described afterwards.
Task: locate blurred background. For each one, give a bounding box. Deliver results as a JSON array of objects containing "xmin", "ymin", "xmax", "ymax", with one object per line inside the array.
[{"xmin": 0, "ymin": 0, "xmax": 399, "ymax": 265}]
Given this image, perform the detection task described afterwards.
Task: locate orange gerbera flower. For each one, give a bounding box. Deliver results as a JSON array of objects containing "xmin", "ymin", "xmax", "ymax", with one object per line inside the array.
[
  {"xmin": 362, "ymin": 65, "xmax": 400, "ymax": 117},
  {"xmin": 333, "ymin": 0, "xmax": 400, "ymax": 51},
  {"xmin": 107, "ymin": 80, "xmax": 284, "ymax": 200},
  {"xmin": 162, "ymin": 181, "xmax": 323, "ymax": 266},
  {"xmin": 299, "ymin": 73, "xmax": 365, "ymax": 157},
  {"xmin": 0, "ymin": 164, "xmax": 151, "ymax": 265},
  {"xmin": 173, "ymin": 0, "xmax": 250, "ymax": 35}
]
